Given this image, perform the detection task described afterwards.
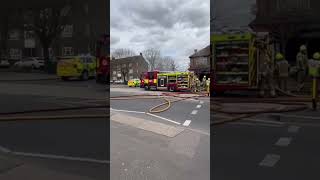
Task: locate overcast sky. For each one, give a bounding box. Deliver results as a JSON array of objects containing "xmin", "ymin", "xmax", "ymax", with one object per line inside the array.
[{"xmin": 110, "ymin": 0, "xmax": 210, "ymax": 71}]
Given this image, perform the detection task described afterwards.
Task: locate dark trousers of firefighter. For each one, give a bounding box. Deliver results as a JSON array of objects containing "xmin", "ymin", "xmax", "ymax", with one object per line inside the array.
[
  {"xmin": 278, "ymin": 77, "xmax": 288, "ymax": 91},
  {"xmin": 312, "ymin": 77, "xmax": 318, "ymax": 110}
]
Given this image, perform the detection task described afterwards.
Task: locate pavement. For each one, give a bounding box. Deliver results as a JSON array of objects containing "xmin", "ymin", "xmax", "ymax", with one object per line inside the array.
[{"xmin": 0, "ymin": 71, "xmax": 109, "ymax": 179}]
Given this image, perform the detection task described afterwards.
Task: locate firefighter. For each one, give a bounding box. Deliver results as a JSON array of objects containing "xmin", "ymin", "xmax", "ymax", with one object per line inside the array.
[
  {"xmin": 296, "ymin": 45, "xmax": 308, "ymax": 91},
  {"xmin": 308, "ymin": 52, "xmax": 320, "ymax": 109},
  {"xmin": 195, "ymin": 78, "xmax": 201, "ymax": 92},
  {"xmin": 259, "ymin": 47, "xmax": 276, "ymax": 97},
  {"xmin": 206, "ymin": 78, "xmax": 210, "ymax": 96},
  {"xmin": 191, "ymin": 76, "xmax": 196, "ymax": 93},
  {"xmin": 275, "ymin": 53, "xmax": 290, "ymax": 92},
  {"xmin": 202, "ymin": 75, "xmax": 207, "ymax": 91}
]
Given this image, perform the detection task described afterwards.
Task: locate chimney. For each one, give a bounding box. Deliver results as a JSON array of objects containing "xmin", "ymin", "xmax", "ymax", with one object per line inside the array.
[
  {"xmin": 194, "ymin": 49, "xmax": 197, "ymax": 53},
  {"xmin": 140, "ymin": 52, "xmax": 142, "ymax": 56}
]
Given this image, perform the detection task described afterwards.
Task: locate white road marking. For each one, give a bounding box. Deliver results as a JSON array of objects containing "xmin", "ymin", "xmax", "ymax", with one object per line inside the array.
[
  {"xmin": 199, "ymin": 101, "xmax": 204, "ymax": 104},
  {"xmin": 183, "ymin": 120, "xmax": 192, "ymax": 126},
  {"xmin": 196, "ymin": 105, "xmax": 202, "ymax": 109},
  {"xmin": 288, "ymin": 125, "xmax": 300, "ymax": 133},
  {"xmin": 110, "ymin": 108, "xmax": 145, "ymax": 114},
  {"xmin": 0, "ymin": 145, "xmax": 109, "ymax": 164},
  {"xmin": 275, "ymin": 137, "xmax": 292, "ymax": 147},
  {"xmin": 146, "ymin": 113, "xmax": 181, "ymax": 125},
  {"xmin": 191, "ymin": 110, "xmax": 198, "ymax": 115},
  {"xmin": 259, "ymin": 154, "xmax": 280, "ymax": 167}
]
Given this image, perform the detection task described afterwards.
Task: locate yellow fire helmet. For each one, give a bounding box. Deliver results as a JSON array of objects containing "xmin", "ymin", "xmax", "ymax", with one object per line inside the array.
[
  {"xmin": 300, "ymin": 45, "xmax": 307, "ymax": 52},
  {"xmin": 275, "ymin": 53, "xmax": 284, "ymax": 61},
  {"xmin": 313, "ymin": 52, "xmax": 320, "ymax": 60}
]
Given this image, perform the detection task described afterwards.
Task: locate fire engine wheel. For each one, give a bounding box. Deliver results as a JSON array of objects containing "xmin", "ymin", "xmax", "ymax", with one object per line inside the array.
[
  {"xmin": 80, "ymin": 71, "xmax": 89, "ymax": 81},
  {"xmin": 169, "ymin": 86, "xmax": 175, "ymax": 92},
  {"xmin": 61, "ymin": 77, "xmax": 69, "ymax": 81},
  {"xmin": 144, "ymin": 86, "xmax": 149, "ymax": 91}
]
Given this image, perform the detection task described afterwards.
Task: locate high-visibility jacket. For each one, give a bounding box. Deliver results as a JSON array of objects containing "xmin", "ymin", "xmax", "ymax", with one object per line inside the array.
[
  {"xmin": 276, "ymin": 60, "xmax": 289, "ymax": 77},
  {"xmin": 308, "ymin": 59, "xmax": 320, "ymax": 77}
]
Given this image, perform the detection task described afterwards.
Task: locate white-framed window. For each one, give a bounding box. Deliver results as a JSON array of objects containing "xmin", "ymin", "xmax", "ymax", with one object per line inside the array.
[
  {"xmin": 122, "ymin": 64, "xmax": 126, "ymax": 67},
  {"xmin": 129, "ymin": 63, "xmax": 132, "ymax": 67},
  {"xmin": 113, "ymin": 77, "xmax": 117, "ymax": 81},
  {"xmin": 9, "ymin": 48, "xmax": 21, "ymax": 59},
  {"xmin": 129, "ymin": 69, "xmax": 133, "ymax": 74},
  {"xmin": 62, "ymin": 25, "xmax": 73, "ymax": 38},
  {"xmin": 24, "ymin": 30, "xmax": 34, "ymax": 39},
  {"xmin": 42, "ymin": 48, "xmax": 54, "ymax": 57},
  {"xmin": 63, "ymin": 47, "xmax": 74, "ymax": 56},
  {"xmin": 84, "ymin": 3, "xmax": 89, "ymax": 14},
  {"xmin": 8, "ymin": 30, "xmax": 19, "ymax": 40},
  {"xmin": 113, "ymin": 71, "xmax": 116, "ymax": 75}
]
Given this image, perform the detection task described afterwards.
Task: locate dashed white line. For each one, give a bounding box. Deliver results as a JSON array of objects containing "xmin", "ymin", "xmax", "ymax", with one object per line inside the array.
[
  {"xmin": 199, "ymin": 101, "xmax": 204, "ymax": 104},
  {"xmin": 275, "ymin": 137, "xmax": 292, "ymax": 147},
  {"xmin": 288, "ymin": 125, "xmax": 300, "ymax": 133},
  {"xmin": 183, "ymin": 120, "xmax": 192, "ymax": 126},
  {"xmin": 146, "ymin": 113, "xmax": 181, "ymax": 125},
  {"xmin": 259, "ymin": 154, "xmax": 280, "ymax": 167},
  {"xmin": 191, "ymin": 110, "xmax": 198, "ymax": 115},
  {"xmin": 196, "ymin": 105, "xmax": 202, "ymax": 109}
]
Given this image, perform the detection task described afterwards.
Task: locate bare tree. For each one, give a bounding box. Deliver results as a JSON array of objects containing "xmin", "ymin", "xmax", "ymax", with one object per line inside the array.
[
  {"xmin": 120, "ymin": 64, "xmax": 129, "ymax": 84},
  {"xmin": 112, "ymin": 48, "xmax": 136, "ymax": 59},
  {"xmin": 158, "ymin": 56, "xmax": 179, "ymax": 71},
  {"xmin": 143, "ymin": 48, "xmax": 161, "ymax": 71},
  {"xmin": 28, "ymin": 6, "xmax": 70, "ymax": 71}
]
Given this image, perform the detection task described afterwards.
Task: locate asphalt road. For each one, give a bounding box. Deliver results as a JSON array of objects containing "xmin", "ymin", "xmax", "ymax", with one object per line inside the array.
[
  {"xmin": 0, "ymin": 75, "xmax": 109, "ymax": 179},
  {"xmin": 110, "ymin": 86, "xmax": 210, "ymax": 179},
  {"xmin": 213, "ymin": 108, "xmax": 320, "ymax": 180}
]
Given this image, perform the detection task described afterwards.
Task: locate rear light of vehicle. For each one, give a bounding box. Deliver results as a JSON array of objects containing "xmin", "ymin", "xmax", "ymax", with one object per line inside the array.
[{"xmin": 102, "ymin": 59, "xmax": 108, "ymax": 66}]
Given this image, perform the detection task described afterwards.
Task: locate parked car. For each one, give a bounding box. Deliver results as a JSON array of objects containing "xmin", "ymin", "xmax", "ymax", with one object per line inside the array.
[
  {"xmin": 0, "ymin": 60, "xmax": 10, "ymax": 68},
  {"xmin": 13, "ymin": 57, "xmax": 44, "ymax": 69},
  {"xmin": 128, "ymin": 79, "xmax": 141, "ymax": 87}
]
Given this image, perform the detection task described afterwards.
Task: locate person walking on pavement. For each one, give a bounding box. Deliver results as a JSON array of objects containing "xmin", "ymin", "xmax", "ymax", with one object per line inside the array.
[
  {"xmin": 275, "ymin": 53, "xmax": 290, "ymax": 92},
  {"xmin": 206, "ymin": 78, "xmax": 210, "ymax": 96},
  {"xmin": 296, "ymin": 45, "xmax": 308, "ymax": 91}
]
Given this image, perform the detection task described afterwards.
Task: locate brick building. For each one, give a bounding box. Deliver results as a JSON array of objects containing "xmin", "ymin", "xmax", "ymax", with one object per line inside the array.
[
  {"xmin": 0, "ymin": 0, "xmax": 108, "ymax": 62},
  {"xmin": 110, "ymin": 53, "xmax": 149, "ymax": 82},
  {"xmin": 189, "ymin": 45, "xmax": 210, "ymax": 80},
  {"xmin": 250, "ymin": 0, "xmax": 320, "ymax": 62}
]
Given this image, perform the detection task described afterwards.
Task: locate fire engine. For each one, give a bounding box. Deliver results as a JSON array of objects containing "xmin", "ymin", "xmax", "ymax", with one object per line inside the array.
[
  {"xmin": 96, "ymin": 34, "xmax": 110, "ymax": 84},
  {"xmin": 211, "ymin": 32, "xmax": 260, "ymax": 94},
  {"xmin": 143, "ymin": 70, "xmax": 194, "ymax": 92}
]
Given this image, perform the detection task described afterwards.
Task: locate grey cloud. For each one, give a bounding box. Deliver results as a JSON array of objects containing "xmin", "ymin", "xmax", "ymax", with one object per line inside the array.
[{"xmin": 111, "ymin": 36, "xmax": 120, "ymax": 45}]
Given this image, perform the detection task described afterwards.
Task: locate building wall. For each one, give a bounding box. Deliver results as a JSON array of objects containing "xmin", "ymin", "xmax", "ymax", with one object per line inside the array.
[
  {"xmin": 110, "ymin": 57, "xmax": 148, "ymax": 82},
  {"xmin": 1, "ymin": 0, "xmax": 108, "ymax": 61}
]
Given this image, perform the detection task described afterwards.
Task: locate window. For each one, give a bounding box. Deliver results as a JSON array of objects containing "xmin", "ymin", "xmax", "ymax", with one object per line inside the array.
[
  {"xmin": 85, "ymin": 24, "xmax": 90, "ymax": 36},
  {"xmin": 84, "ymin": 3, "xmax": 89, "ymax": 14},
  {"xmin": 276, "ymin": 0, "xmax": 310, "ymax": 11},
  {"xmin": 9, "ymin": 49, "xmax": 21, "ymax": 59},
  {"xmin": 129, "ymin": 69, "xmax": 133, "ymax": 74},
  {"xmin": 129, "ymin": 63, "xmax": 132, "ymax": 67},
  {"xmin": 63, "ymin": 47, "xmax": 73, "ymax": 56},
  {"xmin": 62, "ymin": 25, "xmax": 73, "ymax": 38},
  {"xmin": 113, "ymin": 71, "xmax": 116, "ymax": 75},
  {"xmin": 42, "ymin": 48, "xmax": 54, "ymax": 57},
  {"xmin": 8, "ymin": 30, "xmax": 19, "ymax": 40}
]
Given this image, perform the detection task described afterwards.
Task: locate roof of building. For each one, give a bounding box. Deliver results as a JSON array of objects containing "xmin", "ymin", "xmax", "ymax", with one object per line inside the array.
[
  {"xmin": 111, "ymin": 55, "xmax": 147, "ymax": 64},
  {"xmin": 189, "ymin": 45, "xmax": 210, "ymax": 58}
]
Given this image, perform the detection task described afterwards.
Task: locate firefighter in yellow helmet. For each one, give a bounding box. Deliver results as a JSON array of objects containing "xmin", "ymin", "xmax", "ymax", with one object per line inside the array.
[
  {"xmin": 296, "ymin": 45, "xmax": 308, "ymax": 91},
  {"xmin": 308, "ymin": 52, "xmax": 320, "ymax": 109},
  {"xmin": 275, "ymin": 53, "xmax": 290, "ymax": 92}
]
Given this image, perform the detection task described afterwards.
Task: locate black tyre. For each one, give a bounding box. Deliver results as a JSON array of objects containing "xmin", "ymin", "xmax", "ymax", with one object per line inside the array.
[
  {"xmin": 144, "ymin": 86, "xmax": 149, "ymax": 91},
  {"xmin": 61, "ymin": 76, "xmax": 69, "ymax": 81},
  {"xmin": 81, "ymin": 71, "xmax": 89, "ymax": 81},
  {"xmin": 169, "ymin": 86, "xmax": 175, "ymax": 92}
]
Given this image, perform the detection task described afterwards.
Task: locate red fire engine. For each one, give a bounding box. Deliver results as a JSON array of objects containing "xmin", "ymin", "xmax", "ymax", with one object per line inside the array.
[{"xmin": 96, "ymin": 34, "xmax": 110, "ymax": 83}]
